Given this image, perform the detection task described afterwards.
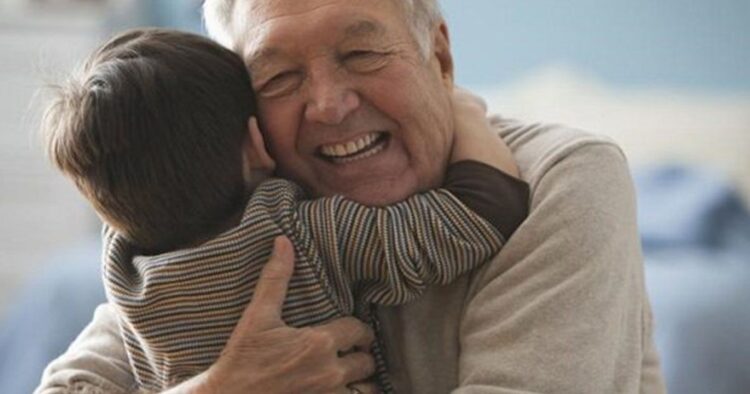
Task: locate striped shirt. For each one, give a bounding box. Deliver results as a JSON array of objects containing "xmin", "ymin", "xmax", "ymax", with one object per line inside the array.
[{"xmin": 102, "ymin": 162, "xmax": 528, "ymax": 392}]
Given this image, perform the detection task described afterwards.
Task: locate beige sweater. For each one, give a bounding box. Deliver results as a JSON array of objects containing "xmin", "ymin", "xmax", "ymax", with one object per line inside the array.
[{"xmin": 35, "ymin": 117, "xmax": 666, "ymax": 394}]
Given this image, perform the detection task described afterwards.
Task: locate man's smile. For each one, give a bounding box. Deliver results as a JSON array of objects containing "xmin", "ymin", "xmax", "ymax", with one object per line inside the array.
[{"xmin": 317, "ymin": 132, "xmax": 390, "ymax": 164}]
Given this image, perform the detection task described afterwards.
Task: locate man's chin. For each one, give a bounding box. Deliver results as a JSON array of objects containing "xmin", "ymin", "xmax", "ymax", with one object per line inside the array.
[
  {"xmin": 348, "ymin": 191, "xmax": 408, "ymax": 207},
  {"xmin": 319, "ymin": 182, "xmax": 417, "ymax": 207}
]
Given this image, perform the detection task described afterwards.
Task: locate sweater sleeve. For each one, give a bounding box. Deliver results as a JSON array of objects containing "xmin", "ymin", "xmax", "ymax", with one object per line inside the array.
[
  {"xmin": 34, "ymin": 303, "xmax": 142, "ymax": 394},
  {"xmin": 444, "ymin": 160, "xmax": 529, "ymax": 240},
  {"xmin": 453, "ymin": 142, "xmax": 666, "ymax": 394},
  {"xmin": 295, "ymin": 161, "xmax": 528, "ymax": 307}
]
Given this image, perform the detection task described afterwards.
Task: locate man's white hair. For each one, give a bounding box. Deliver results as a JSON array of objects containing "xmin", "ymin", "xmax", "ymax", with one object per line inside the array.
[{"xmin": 202, "ymin": 0, "xmax": 443, "ymax": 57}]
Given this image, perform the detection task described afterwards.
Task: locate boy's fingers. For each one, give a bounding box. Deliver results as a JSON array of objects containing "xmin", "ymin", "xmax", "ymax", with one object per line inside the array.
[
  {"xmin": 453, "ymin": 86, "xmax": 487, "ymax": 113},
  {"xmin": 345, "ymin": 383, "xmax": 379, "ymax": 394},
  {"xmin": 240, "ymin": 236, "xmax": 295, "ymax": 330},
  {"xmin": 318, "ymin": 317, "xmax": 376, "ymax": 353},
  {"xmin": 337, "ymin": 352, "xmax": 377, "ymax": 391}
]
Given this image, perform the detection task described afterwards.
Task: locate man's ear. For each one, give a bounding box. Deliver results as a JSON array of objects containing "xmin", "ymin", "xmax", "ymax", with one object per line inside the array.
[
  {"xmin": 432, "ymin": 20, "xmax": 454, "ymax": 88},
  {"xmin": 243, "ymin": 117, "xmax": 276, "ymax": 174}
]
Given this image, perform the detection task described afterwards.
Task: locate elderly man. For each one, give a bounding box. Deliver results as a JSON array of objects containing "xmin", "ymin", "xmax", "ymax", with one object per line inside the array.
[{"xmin": 36, "ymin": 0, "xmax": 665, "ymax": 393}]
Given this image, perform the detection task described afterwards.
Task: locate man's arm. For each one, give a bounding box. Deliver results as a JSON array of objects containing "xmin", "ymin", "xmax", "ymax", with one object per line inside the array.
[
  {"xmin": 34, "ymin": 303, "xmax": 137, "ymax": 394},
  {"xmin": 34, "ymin": 238, "xmax": 379, "ymax": 394},
  {"xmin": 454, "ymin": 140, "xmax": 664, "ymax": 393}
]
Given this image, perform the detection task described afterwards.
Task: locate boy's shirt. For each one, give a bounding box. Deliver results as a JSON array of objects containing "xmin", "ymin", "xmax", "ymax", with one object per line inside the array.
[{"xmin": 102, "ymin": 160, "xmax": 529, "ymax": 391}]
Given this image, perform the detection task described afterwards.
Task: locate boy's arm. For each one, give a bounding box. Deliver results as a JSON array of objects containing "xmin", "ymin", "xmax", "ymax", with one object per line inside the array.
[
  {"xmin": 295, "ymin": 184, "xmax": 499, "ymax": 308},
  {"xmin": 445, "ymin": 87, "xmax": 529, "ymax": 243},
  {"xmin": 296, "ymin": 162, "xmax": 527, "ymax": 307},
  {"xmin": 450, "ymin": 87, "xmax": 519, "ymax": 178},
  {"xmin": 444, "ymin": 160, "xmax": 529, "ymax": 245}
]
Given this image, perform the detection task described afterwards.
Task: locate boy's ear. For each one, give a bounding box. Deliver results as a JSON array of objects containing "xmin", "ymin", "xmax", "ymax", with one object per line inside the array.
[{"xmin": 243, "ymin": 117, "xmax": 276, "ymax": 173}]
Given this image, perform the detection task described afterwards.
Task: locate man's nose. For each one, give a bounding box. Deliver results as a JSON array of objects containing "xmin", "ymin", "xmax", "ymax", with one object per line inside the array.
[{"xmin": 304, "ymin": 72, "xmax": 360, "ymax": 125}]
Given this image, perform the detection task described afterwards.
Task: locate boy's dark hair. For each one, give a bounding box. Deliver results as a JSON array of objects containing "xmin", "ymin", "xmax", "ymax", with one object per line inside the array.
[{"xmin": 42, "ymin": 28, "xmax": 256, "ymax": 253}]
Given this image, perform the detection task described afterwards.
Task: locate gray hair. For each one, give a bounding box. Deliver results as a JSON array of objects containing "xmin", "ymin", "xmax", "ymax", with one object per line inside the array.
[{"xmin": 202, "ymin": 0, "xmax": 443, "ymax": 58}]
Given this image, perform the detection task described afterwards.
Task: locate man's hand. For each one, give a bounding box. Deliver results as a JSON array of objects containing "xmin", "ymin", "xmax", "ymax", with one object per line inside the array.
[
  {"xmin": 166, "ymin": 236, "xmax": 378, "ymax": 394},
  {"xmin": 450, "ymin": 87, "xmax": 519, "ymax": 178}
]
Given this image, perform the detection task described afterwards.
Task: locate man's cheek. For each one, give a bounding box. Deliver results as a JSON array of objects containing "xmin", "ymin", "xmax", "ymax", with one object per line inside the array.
[{"xmin": 260, "ymin": 119, "xmax": 295, "ymax": 160}]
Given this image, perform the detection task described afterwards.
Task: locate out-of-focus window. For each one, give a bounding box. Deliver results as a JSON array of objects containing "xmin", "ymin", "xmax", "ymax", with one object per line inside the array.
[{"xmin": 0, "ymin": 0, "xmax": 204, "ymax": 311}]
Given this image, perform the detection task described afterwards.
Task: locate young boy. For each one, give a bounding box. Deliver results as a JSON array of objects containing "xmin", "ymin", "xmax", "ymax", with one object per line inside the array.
[{"xmin": 42, "ymin": 28, "xmax": 528, "ymax": 392}]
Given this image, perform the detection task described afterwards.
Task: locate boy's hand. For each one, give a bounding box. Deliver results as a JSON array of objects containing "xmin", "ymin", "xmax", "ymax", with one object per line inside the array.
[{"xmin": 450, "ymin": 88, "xmax": 519, "ymax": 178}]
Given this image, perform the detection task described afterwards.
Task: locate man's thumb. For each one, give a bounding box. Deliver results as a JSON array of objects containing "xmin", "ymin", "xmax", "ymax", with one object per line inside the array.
[{"xmin": 239, "ymin": 236, "xmax": 295, "ymax": 330}]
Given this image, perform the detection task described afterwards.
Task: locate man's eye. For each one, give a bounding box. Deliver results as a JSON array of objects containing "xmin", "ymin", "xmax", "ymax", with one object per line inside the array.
[
  {"xmin": 343, "ymin": 50, "xmax": 389, "ymax": 73},
  {"xmin": 258, "ymin": 72, "xmax": 302, "ymax": 98},
  {"xmin": 345, "ymin": 50, "xmax": 378, "ymax": 58}
]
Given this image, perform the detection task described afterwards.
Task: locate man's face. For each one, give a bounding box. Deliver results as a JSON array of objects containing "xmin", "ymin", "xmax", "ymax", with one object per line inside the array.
[{"xmin": 236, "ymin": 0, "xmax": 455, "ymax": 205}]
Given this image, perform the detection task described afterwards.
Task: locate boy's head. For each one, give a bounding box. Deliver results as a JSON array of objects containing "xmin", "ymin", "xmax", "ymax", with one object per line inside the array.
[{"xmin": 42, "ymin": 28, "xmax": 273, "ymax": 254}]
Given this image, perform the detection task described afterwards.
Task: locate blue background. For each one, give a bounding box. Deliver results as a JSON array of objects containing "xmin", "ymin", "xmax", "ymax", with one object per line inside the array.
[{"xmin": 440, "ymin": 0, "xmax": 750, "ymax": 93}]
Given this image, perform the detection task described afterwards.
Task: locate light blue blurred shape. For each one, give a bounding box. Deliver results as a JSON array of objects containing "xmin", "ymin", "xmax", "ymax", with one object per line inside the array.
[
  {"xmin": 635, "ymin": 164, "xmax": 750, "ymax": 393},
  {"xmin": 635, "ymin": 165, "xmax": 750, "ymax": 251},
  {"xmin": 0, "ymin": 238, "xmax": 104, "ymax": 394},
  {"xmin": 646, "ymin": 251, "xmax": 750, "ymax": 394}
]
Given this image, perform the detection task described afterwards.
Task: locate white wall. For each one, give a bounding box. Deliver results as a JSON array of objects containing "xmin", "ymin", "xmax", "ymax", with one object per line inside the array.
[
  {"xmin": 0, "ymin": 8, "xmax": 105, "ymax": 313},
  {"xmin": 477, "ymin": 67, "xmax": 750, "ymax": 201}
]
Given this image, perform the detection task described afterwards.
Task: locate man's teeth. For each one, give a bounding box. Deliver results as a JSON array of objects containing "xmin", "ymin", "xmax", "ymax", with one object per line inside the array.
[{"xmin": 320, "ymin": 133, "xmax": 380, "ymax": 158}]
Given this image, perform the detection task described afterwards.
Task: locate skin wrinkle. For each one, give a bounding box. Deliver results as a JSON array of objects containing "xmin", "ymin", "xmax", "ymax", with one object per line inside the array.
[
  {"xmin": 238, "ymin": 2, "xmax": 407, "ymax": 69},
  {"xmin": 237, "ymin": 1, "xmax": 349, "ymax": 46},
  {"xmin": 246, "ymin": 19, "xmax": 399, "ymax": 78},
  {"xmin": 237, "ymin": 3, "xmax": 426, "ymax": 80},
  {"xmin": 208, "ymin": 0, "xmax": 442, "ymax": 57},
  {"xmin": 250, "ymin": 37, "xmax": 414, "ymax": 98},
  {"xmin": 344, "ymin": 20, "xmax": 385, "ymax": 38}
]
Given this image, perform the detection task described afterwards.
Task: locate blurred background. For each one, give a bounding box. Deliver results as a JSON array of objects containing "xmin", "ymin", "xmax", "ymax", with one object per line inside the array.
[{"xmin": 0, "ymin": 0, "xmax": 748, "ymax": 393}]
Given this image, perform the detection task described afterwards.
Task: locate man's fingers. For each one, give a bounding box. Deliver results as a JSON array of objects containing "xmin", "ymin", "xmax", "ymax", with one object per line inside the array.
[
  {"xmin": 240, "ymin": 236, "xmax": 295, "ymax": 330},
  {"xmin": 317, "ymin": 317, "xmax": 375, "ymax": 353}
]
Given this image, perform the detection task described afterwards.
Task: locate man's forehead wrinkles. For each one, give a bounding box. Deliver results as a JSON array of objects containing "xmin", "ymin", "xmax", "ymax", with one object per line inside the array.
[
  {"xmin": 245, "ymin": 18, "xmax": 388, "ymax": 71},
  {"xmin": 344, "ymin": 20, "xmax": 386, "ymax": 39},
  {"xmin": 246, "ymin": 47, "xmax": 282, "ymax": 69},
  {"xmin": 243, "ymin": 0, "xmax": 345, "ymax": 25}
]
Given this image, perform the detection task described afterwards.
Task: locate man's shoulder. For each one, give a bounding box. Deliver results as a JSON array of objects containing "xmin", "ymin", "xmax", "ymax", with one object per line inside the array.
[
  {"xmin": 466, "ymin": 115, "xmax": 642, "ymax": 310},
  {"xmin": 490, "ymin": 115, "xmax": 627, "ymax": 191}
]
